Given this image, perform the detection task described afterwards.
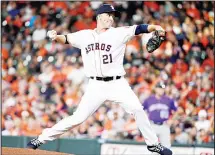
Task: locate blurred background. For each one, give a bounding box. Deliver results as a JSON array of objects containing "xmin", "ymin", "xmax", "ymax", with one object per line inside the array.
[{"xmin": 1, "ymin": 1, "xmax": 214, "ymax": 153}]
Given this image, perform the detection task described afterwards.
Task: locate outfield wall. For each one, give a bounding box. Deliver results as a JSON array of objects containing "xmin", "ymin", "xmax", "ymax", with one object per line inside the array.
[{"xmin": 2, "ymin": 136, "xmax": 214, "ymax": 155}]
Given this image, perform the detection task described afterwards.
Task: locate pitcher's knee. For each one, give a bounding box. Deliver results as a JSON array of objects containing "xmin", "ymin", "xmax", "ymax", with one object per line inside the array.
[
  {"xmin": 133, "ymin": 104, "xmax": 144, "ymax": 111},
  {"xmin": 69, "ymin": 113, "xmax": 88, "ymax": 125},
  {"xmin": 128, "ymin": 106, "xmax": 144, "ymax": 115},
  {"xmin": 133, "ymin": 107, "xmax": 148, "ymax": 115},
  {"xmin": 51, "ymin": 114, "xmax": 86, "ymax": 128}
]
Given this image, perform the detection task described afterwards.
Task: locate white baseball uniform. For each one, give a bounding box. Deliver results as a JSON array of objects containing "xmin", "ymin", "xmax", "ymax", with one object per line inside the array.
[{"xmin": 38, "ymin": 26, "xmax": 159, "ymax": 146}]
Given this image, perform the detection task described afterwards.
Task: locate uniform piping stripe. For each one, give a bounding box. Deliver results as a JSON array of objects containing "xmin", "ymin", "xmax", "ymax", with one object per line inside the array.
[{"xmin": 92, "ymin": 33, "xmax": 99, "ymax": 76}]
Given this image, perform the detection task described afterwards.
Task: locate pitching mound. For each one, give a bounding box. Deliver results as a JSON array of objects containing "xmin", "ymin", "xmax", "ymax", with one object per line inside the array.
[{"xmin": 2, "ymin": 147, "xmax": 73, "ymax": 155}]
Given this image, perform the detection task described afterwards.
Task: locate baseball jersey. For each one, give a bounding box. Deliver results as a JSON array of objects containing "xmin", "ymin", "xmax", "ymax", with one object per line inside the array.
[
  {"xmin": 143, "ymin": 95, "xmax": 177, "ymax": 124},
  {"xmin": 67, "ymin": 25, "xmax": 137, "ymax": 77}
]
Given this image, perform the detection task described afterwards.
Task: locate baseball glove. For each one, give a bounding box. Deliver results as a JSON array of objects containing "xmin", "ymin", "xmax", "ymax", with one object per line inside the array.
[{"xmin": 146, "ymin": 30, "xmax": 166, "ymax": 53}]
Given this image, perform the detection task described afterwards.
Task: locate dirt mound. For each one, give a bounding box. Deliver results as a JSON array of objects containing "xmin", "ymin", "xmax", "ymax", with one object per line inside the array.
[{"xmin": 2, "ymin": 147, "xmax": 73, "ymax": 155}]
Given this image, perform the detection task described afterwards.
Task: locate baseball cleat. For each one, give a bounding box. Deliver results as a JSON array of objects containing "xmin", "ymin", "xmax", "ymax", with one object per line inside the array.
[
  {"xmin": 27, "ymin": 138, "xmax": 43, "ymax": 150},
  {"xmin": 147, "ymin": 143, "xmax": 172, "ymax": 155}
]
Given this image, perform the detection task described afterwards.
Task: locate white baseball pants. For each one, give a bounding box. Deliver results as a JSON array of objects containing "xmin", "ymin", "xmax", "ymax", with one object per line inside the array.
[
  {"xmin": 151, "ymin": 123, "xmax": 171, "ymax": 148},
  {"xmin": 38, "ymin": 77, "xmax": 159, "ymax": 146}
]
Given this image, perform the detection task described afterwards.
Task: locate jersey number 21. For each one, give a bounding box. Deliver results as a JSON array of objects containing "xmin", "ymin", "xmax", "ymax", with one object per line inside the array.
[{"xmin": 103, "ymin": 54, "xmax": 113, "ymax": 64}]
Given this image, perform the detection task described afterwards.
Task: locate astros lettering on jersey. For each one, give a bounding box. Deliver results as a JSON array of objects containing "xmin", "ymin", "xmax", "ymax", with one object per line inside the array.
[{"xmin": 67, "ymin": 26, "xmax": 137, "ymax": 77}]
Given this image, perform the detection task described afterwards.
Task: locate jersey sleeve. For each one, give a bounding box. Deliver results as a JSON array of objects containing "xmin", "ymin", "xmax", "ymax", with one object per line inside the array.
[
  {"xmin": 142, "ymin": 98, "xmax": 149, "ymax": 111},
  {"xmin": 170, "ymin": 99, "xmax": 177, "ymax": 112},
  {"xmin": 119, "ymin": 25, "xmax": 137, "ymax": 44},
  {"xmin": 66, "ymin": 30, "xmax": 85, "ymax": 49}
]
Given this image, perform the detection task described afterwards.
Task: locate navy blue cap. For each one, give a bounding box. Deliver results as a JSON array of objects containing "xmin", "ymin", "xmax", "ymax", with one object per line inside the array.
[{"xmin": 96, "ymin": 4, "xmax": 120, "ymax": 17}]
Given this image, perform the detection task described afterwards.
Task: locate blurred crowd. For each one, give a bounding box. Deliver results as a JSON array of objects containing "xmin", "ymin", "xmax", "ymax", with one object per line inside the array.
[{"xmin": 2, "ymin": 1, "xmax": 214, "ymax": 145}]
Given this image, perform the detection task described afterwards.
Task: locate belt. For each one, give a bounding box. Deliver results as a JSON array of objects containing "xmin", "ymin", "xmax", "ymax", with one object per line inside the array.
[{"xmin": 90, "ymin": 76, "xmax": 122, "ymax": 82}]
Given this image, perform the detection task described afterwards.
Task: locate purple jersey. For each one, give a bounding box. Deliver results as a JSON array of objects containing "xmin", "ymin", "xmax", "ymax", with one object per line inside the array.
[{"xmin": 143, "ymin": 95, "xmax": 177, "ymax": 124}]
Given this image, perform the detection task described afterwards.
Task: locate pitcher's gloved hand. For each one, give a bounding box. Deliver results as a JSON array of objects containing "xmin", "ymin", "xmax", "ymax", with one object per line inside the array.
[{"xmin": 146, "ymin": 30, "xmax": 166, "ymax": 53}]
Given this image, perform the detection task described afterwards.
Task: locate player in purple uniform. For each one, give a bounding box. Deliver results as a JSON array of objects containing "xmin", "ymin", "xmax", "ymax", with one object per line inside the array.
[{"xmin": 143, "ymin": 81, "xmax": 177, "ymax": 147}]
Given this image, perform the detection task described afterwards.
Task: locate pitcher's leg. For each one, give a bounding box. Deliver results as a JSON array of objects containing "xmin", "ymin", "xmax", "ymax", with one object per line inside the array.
[
  {"xmin": 131, "ymin": 102, "xmax": 172, "ymax": 155},
  {"xmin": 38, "ymin": 80, "xmax": 105, "ymax": 143},
  {"xmin": 134, "ymin": 109, "xmax": 159, "ymax": 145},
  {"xmin": 110, "ymin": 78, "xmax": 159, "ymax": 146},
  {"xmin": 38, "ymin": 102, "xmax": 93, "ymax": 143}
]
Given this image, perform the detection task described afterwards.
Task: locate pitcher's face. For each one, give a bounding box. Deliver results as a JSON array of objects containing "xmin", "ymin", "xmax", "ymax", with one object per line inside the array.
[{"xmin": 97, "ymin": 12, "xmax": 115, "ymax": 28}]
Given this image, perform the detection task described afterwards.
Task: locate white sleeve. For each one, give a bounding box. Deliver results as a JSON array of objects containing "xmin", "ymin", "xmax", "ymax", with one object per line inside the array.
[
  {"xmin": 67, "ymin": 30, "xmax": 85, "ymax": 49},
  {"xmin": 119, "ymin": 25, "xmax": 137, "ymax": 44}
]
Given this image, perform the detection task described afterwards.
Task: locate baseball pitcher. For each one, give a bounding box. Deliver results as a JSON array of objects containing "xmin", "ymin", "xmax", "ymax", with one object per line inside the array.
[{"xmin": 27, "ymin": 4, "xmax": 172, "ymax": 155}]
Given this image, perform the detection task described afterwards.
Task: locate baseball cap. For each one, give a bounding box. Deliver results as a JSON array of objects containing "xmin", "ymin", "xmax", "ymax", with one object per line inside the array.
[
  {"xmin": 155, "ymin": 81, "xmax": 166, "ymax": 89},
  {"xmin": 96, "ymin": 4, "xmax": 120, "ymax": 17}
]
